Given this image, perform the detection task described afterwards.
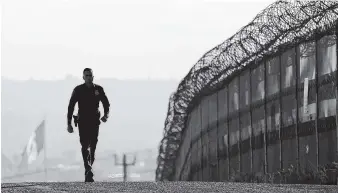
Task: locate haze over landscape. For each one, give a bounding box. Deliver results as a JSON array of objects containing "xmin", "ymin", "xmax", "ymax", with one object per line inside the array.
[
  {"xmin": 1, "ymin": 76, "xmax": 178, "ymax": 158},
  {"xmin": 1, "ymin": 76, "xmax": 178, "ymax": 181},
  {"xmin": 1, "ymin": 0, "xmax": 274, "ymax": 182}
]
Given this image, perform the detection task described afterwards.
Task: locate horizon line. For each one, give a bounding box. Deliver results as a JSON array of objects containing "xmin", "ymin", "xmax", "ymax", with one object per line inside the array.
[{"xmin": 1, "ymin": 75, "xmax": 181, "ymax": 82}]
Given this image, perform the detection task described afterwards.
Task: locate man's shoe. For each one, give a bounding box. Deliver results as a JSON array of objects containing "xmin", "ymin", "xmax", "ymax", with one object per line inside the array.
[{"xmin": 85, "ymin": 170, "xmax": 94, "ymax": 182}]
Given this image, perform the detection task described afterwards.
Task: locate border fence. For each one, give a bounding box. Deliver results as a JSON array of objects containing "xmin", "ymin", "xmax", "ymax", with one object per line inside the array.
[{"xmin": 155, "ymin": 0, "xmax": 338, "ymax": 183}]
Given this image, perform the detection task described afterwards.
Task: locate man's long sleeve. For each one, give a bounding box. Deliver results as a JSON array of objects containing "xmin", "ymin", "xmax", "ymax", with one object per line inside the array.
[
  {"xmin": 67, "ymin": 88, "xmax": 78, "ymax": 124},
  {"xmin": 100, "ymin": 87, "xmax": 110, "ymax": 116}
]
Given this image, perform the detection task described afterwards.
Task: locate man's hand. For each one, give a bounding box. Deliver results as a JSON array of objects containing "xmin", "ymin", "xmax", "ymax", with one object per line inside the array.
[
  {"xmin": 101, "ymin": 115, "xmax": 108, "ymax": 123},
  {"xmin": 67, "ymin": 124, "xmax": 74, "ymax": 133},
  {"xmin": 73, "ymin": 115, "xmax": 79, "ymax": 127}
]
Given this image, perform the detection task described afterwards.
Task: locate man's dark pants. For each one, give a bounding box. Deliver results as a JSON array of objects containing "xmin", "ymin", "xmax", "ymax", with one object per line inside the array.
[{"xmin": 78, "ymin": 114, "xmax": 100, "ymax": 174}]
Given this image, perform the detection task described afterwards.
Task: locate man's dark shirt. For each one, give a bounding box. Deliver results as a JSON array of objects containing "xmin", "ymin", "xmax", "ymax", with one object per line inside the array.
[{"xmin": 67, "ymin": 83, "xmax": 110, "ymax": 125}]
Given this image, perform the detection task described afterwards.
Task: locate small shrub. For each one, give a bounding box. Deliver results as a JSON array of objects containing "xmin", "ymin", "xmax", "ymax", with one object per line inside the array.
[{"xmin": 226, "ymin": 162, "xmax": 338, "ymax": 185}]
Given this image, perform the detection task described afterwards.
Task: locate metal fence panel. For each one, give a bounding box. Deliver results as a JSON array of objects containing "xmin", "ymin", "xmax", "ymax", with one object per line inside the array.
[
  {"xmin": 229, "ymin": 77, "xmax": 239, "ymax": 114},
  {"xmin": 217, "ymin": 87, "xmax": 229, "ymax": 181},
  {"xmin": 251, "ymin": 106, "xmax": 265, "ymax": 177},
  {"xmin": 266, "ymin": 56, "xmax": 281, "ymax": 177},
  {"xmin": 297, "ymin": 41, "xmax": 318, "ymax": 172},
  {"xmin": 281, "ymin": 94, "xmax": 297, "ymax": 170},
  {"xmin": 191, "ymin": 107, "xmax": 199, "ymax": 141},
  {"xmin": 196, "ymin": 104, "xmax": 203, "ymax": 180},
  {"xmin": 191, "ymin": 142, "xmax": 198, "ymax": 179},
  {"xmin": 267, "ymin": 57, "xmax": 281, "ymax": 97},
  {"xmin": 266, "ymin": 100, "xmax": 281, "ymax": 178},
  {"xmin": 228, "ymin": 77, "xmax": 240, "ymax": 179},
  {"xmin": 317, "ymin": 35, "xmax": 337, "ymax": 166},
  {"xmin": 252, "ymin": 63, "xmax": 265, "ymax": 103},
  {"xmin": 229, "ymin": 117, "xmax": 240, "ymax": 179},
  {"xmin": 281, "ymin": 48, "xmax": 297, "ymax": 90},
  {"xmin": 240, "ymin": 112, "xmax": 251, "ymax": 175},
  {"xmin": 201, "ymin": 97, "xmax": 209, "ymax": 181},
  {"xmin": 189, "ymin": 107, "xmax": 198, "ymax": 180},
  {"xmin": 281, "ymin": 48, "xmax": 298, "ymax": 170},
  {"xmin": 251, "ymin": 62, "xmax": 265, "ymax": 178},
  {"xmin": 209, "ymin": 93, "xmax": 218, "ymax": 181},
  {"xmin": 202, "ymin": 144, "xmax": 209, "ymax": 181},
  {"xmin": 240, "ymin": 70, "xmax": 251, "ymax": 175},
  {"xmin": 240, "ymin": 71, "xmax": 251, "ymax": 109}
]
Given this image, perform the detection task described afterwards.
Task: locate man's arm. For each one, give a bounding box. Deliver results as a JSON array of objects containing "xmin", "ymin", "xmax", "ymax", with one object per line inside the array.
[
  {"xmin": 67, "ymin": 87, "xmax": 78, "ymax": 125},
  {"xmin": 100, "ymin": 87, "xmax": 110, "ymax": 117}
]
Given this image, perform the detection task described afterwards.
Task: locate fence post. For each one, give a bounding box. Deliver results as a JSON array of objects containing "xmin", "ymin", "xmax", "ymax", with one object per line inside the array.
[
  {"xmin": 295, "ymin": 43, "xmax": 300, "ymax": 176},
  {"xmin": 279, "ymin": 54, "xmax": 283, "ymax": 178},
  {"xmin": 335, "ymin": 18, "xmax": 338, "ymax": 167},
  {"xmin": 315, "ymin": 30, "xmax": 320, "ymax": 173}
]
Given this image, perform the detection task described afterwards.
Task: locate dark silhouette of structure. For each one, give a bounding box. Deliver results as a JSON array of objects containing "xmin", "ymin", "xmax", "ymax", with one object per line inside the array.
[
  {"xmin": 114, "ymin": 153, "xmax": 137, "ymax": 182},
  {"xmin": 156, "ymin": 0, "xmax": 338, "ymax": 183}
]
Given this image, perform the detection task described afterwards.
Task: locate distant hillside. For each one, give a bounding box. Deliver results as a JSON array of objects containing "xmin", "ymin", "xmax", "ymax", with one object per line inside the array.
[{"xmin": 1, "ymin": 77, "xmax": 178, "ymax": 161}]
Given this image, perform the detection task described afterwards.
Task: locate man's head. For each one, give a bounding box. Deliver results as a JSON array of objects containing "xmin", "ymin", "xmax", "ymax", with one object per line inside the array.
[{"xmin": 83, "ymin": 68, "xmax": 94, "ymax": 84}]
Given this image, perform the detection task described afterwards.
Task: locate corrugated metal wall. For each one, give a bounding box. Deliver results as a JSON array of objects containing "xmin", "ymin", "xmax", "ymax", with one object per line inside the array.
[{"xmin": 175, "ymin": 33, "xmax": 338, "ymax": 182}]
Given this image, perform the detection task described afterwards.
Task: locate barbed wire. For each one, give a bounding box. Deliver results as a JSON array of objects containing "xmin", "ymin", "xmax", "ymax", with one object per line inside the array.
[{"xmin": 155, "ymin": 0, "xmax": 338, "ymax": 181}]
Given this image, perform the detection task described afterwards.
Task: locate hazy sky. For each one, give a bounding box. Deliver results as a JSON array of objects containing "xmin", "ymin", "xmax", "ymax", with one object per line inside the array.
[{"xmin": 1, "ymin": 0, "xmax": 274, "ymax": 80}]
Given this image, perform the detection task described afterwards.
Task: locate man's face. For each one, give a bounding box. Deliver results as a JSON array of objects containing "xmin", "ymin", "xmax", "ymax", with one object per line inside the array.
[{"xmin": 83, "ymin": 70, "xmax": 94, "ymax": 83}]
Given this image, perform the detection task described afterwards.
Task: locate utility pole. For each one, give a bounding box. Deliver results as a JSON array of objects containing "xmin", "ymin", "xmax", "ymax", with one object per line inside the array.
[{"xmin": 114, "ymin": 153, "xmax": 137, "ymax": 182}]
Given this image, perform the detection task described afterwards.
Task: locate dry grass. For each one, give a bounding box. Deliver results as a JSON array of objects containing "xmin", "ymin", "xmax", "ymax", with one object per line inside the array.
[{"xmin": 228, "ymin": 162, "xmax": 338, "ymax": 185}]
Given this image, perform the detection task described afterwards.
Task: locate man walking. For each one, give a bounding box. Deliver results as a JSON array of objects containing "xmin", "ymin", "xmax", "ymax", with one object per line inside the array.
[{"xmin": 67, "ymin": 68, "xmax": 110, "ymax": 182}]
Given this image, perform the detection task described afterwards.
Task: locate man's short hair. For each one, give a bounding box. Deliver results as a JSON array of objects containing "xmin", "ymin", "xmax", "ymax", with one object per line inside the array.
[{"xmin": 83, "ymin": 68, "xmax": 93, "ymax": 74}]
